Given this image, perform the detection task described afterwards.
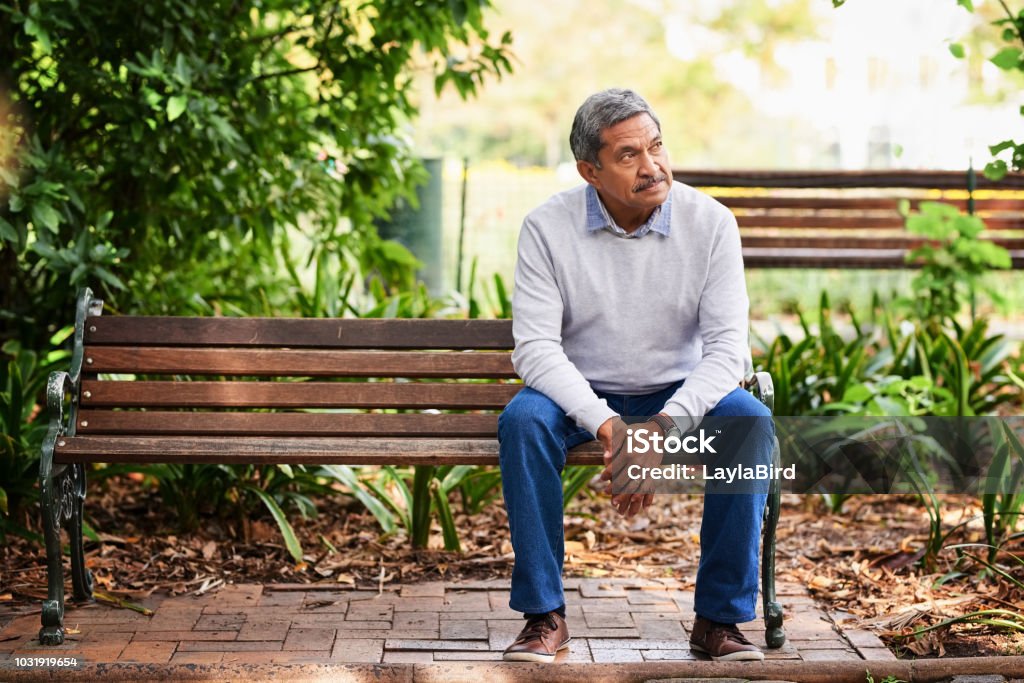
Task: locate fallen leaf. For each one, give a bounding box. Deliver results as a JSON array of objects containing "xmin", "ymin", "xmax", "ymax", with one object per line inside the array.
[{"xmin": 810, "ymin": 575, "xmax": 834, "ymax": 590}]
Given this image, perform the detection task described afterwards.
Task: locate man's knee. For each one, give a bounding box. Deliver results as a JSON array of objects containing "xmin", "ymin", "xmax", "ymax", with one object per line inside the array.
[
  {"xmin": 712, "ymin": 387, "xmax": 772, "ymax": 419},
  {"xmin": 498, "ymin": 387, "xmax": 567, "ymax": 443},
  {"xmin": 708, "ymin": 388, "xmax": 775, "ymax": 467}
]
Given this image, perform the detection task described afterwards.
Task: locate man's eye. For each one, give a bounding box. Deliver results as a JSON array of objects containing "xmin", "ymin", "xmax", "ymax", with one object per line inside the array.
[{"xmin": 652, "ymin": 141, "xmax": 664, "ymax": 151}]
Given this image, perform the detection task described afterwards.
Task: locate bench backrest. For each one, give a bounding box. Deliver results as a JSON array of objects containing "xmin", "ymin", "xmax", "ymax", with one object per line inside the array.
[
  {"xmin": 77, "ymin": 317, "xmax": 522, "ymax": 443},
  {"xmin": 673, "ymin": 169, "xmax": 1024, "ymax": 268}
]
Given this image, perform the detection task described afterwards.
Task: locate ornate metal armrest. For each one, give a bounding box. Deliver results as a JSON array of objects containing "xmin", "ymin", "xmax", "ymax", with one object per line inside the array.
[{"xmin": 744, "ymin": 371, "xmax": 775, "ymax": 415}]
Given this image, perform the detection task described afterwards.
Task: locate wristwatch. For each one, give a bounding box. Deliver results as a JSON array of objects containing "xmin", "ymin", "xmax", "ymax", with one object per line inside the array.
[{"xmin": 651, "ymin": 414, "xmax": 682, "ymax": 441}]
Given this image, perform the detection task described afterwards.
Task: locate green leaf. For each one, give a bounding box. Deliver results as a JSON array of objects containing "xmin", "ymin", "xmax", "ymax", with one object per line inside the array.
[
  {"xmin": 166, "ymin": 95, "xmax": 188, "ymax": 122},
  {"xmin": 320, "ymin": 465, "xmax": 397, "ymax": 534},
  {"xmin": 957, "ymin": 0, "xmax": 974, "ymax": 11},
  {"xmin": 0, "ymin": 487, "xmax": 7, "ymax": 516},
  {"xmin": 990, "ymin": 47, "xmax": 1022, "ymax": 70},
  {"xmin": 842, "ymin": 384, "xmax": 873, "ymax": 404},
  {"xmin": 30, "ymin": 202, "xmax": 60, "ymax": 232},
  {"xmin": 989, "ymin": 140, "xmax": 1016, "ymax": 156},
  {"xmin": 244, "ymin": 485, "xmax": 304, "ymax": 564},
  {"xmin": 23, "ymin": 17, "xmax": 52, "ymax": 53},
  {"xmin": 92, "ymin": 266, "xmax": 126, "ymax": 290},
  {"xmin": 949, "ymin": 43, "xmax": 965, "ymax": 59},
  {"xmin": 0, "ymin": 216, "xmax": 18, "ymax": 243},
  {"xmin": 985, "ymin": 160, "xmax": 1009, "ymax": 181},
  {"xmin": 430, "ymin": 485, "xmax": 461, "ymax": 552},
  {"xmin": 0, "ymin": 166, "xmax": 18, "ymax": 189}
]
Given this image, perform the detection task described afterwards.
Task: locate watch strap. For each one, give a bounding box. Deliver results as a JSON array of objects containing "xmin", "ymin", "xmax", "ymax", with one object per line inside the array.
[{"xmin": 651, "ymin": 414, "xmax": 677, "ymax": 433}]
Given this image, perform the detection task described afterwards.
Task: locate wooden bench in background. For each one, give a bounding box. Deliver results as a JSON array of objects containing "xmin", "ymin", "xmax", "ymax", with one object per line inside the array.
[
  {"xmin": 673, "ymin": 169, "xmax": 1024, "ymax": 269},
  {"xmin": 38, "ymin": 288, "xmax": 785, "ymax": 649}
]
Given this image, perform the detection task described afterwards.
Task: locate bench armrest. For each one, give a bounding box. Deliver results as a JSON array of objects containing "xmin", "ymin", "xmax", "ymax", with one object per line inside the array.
[{"xmin": 744, "ymin": 371, "xmax": 775, "ymax": 415}]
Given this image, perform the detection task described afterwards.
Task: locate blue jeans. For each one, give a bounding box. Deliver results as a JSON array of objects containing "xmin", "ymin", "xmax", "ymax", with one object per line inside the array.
[{"xmin": 497, "ymin": 381, "xmax": 774, "ymax": 624}]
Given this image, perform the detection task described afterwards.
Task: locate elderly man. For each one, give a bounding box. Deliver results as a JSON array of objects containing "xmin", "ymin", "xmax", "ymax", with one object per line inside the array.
[{"xmin": 498, "ymin": 89, "xmax": 774, "ymax": 663}]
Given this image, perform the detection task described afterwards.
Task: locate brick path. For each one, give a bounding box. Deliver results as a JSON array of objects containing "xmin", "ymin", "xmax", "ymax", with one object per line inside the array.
[{"xmin": 0, "ymin": 578, "xmax": 896, "ymax": 669}]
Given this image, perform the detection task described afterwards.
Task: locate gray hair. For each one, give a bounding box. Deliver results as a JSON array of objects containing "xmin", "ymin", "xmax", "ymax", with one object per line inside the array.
[{"xmin": 569, "ymin": 89, "xmax": 661, "ymax": 167}]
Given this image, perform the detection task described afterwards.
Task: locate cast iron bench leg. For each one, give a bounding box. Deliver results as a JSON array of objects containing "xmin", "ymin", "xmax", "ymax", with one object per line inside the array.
[
  {"xmin": 38, "ymin": 372, "xmax": 71, "ymax": 645},
  {"xmin": 69, "ymin": 463, "xmax": 95, "ymax": 603},
  {"xmin": 762, "ymin": 436, "xmax": 785, "ymax": 648}
]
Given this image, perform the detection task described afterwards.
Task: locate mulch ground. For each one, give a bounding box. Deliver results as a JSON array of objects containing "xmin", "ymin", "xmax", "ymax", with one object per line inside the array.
[{"xmin": 3, "ymin": 475, "xmax": 1023, "ymax": 659}]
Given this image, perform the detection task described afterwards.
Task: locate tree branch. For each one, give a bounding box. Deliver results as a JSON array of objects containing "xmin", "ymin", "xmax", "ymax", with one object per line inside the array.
[
  {"xmin": 997, "ymin": 0, "xmax": 1024, "ymax": 49},
  {"xmin": 251, "ymin": 65, "xmax": 320, "ymax": 82}
]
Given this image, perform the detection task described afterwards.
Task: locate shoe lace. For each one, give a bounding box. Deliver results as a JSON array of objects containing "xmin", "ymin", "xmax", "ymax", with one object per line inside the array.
[
  {"xmin": 716, "ymin": 623, "xmax": 754, "ymax": 646},
  {"xmin": 516, "ymin": 614, "xmax": 558, "ymax": 643}
]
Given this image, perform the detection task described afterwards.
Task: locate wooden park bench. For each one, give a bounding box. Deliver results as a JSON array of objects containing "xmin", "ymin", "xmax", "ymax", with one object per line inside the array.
[
  {"xmin": 38, "ymin": 287, "xmax": 785, "ymax": 650},
  {"xmin": 673, "ymin": 169, "xmax": 1024, "ymax": 269}
]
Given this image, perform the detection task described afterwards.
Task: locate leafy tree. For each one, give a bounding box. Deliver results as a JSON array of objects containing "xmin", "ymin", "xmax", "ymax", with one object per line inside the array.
[{"xmin": 0, "ymin": 0, "xmax": 512, "ymax": 349}]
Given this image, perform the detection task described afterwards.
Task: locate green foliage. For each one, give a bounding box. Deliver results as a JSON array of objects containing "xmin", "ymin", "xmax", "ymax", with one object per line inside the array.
[
  {"xmin": 980, "ymin": 421, "xmax": 1024, "ymax": 560},
  {"xmin": 754, "ymin": 292, "xmax": 881, "ymax": 417},
  {"xmin": 754, "ymin": 290, "xmax": 1022, "ymax": 544},
  {"xmin": 902, "ymin": 202, "xmax": 1012, "ymax": 327},
  {"xmin": 755, "ymin": 293, "xmax": 1019, "ymax": 420},
  {"xmin": 0, "ymin": 0, "xmax": 513, "ymax": 556},
  {"xmin": 941, "ymin": 0, "xmax": 1024, "ymax": 180},
  {"xmin": 0, "ymin": 0, "xmax": 512, "ymax": 348}
]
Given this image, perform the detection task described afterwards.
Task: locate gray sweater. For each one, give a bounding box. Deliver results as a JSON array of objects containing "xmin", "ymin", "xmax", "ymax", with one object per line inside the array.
[{"xmin": 510, "ymin": 181, "xmax": 750, "ymax": 436}]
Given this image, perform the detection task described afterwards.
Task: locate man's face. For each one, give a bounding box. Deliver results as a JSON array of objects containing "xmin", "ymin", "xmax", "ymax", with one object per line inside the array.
[{"xmin": 577, "ymin": 113, "xmax": 671, "ymax": 226}]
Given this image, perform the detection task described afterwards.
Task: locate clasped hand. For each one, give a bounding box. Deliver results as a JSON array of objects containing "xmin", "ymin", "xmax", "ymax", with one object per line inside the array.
[{"xmin": 597, "ymin": 416, "xmax": 665, "ymax": 518}]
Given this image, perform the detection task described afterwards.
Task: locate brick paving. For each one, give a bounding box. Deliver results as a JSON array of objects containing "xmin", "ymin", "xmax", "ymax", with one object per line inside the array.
[{"xmin": 0, "ymin": 578, "xmax": 898, "ymax": 669}]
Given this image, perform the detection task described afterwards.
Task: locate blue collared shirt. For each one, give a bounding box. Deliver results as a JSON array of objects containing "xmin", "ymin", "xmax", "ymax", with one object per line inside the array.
[{"xmin": 584, "ymin": 184, "xmax": 673, "ymax": 238}]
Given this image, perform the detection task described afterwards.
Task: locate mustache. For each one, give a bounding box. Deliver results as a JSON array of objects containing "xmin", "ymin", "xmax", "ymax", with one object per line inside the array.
[{"xmin": 632, "ymin": 175, "xmax": 667, "ymax": 193}]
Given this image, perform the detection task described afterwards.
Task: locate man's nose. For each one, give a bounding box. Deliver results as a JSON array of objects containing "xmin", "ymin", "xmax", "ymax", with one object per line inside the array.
[{"xmin": 638, "ymin": 151, "xmax": 658, "ymax": 176}]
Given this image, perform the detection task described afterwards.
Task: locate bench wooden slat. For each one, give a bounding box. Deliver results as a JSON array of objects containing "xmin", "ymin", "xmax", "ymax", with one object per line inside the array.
[
  {"xmin": 742, "ymin": 248, "xmax": 1024, "ymax": 269},
  {"xmin": 716, "ymin": 196, "xmax": 1024, "ymax": 212},
  {"xmin": 737, "ymin": 215, "xmax": 904, "ymax": 229},
  {"xmin": 83, "ymin": 347, "xmax": 516, "ymax": 378},
  {"xmin": 736, "ymin": 215, "xmax": 1024, "ymax": 230},
  {"xmin": 80, "ymin": 380, "xmax": 521, "ymax": 409},
  {"xmin": 75, "ymin": 411, "xmax": 500, "ymax": 437},
  {"xmin": 675, "ymin": 168, "xmax": 1024, "ymax": 190},
  {"xmin": 741, "ymin": 235, "xmax": 1024, "ymax": 250},
  {"xmin": 54, "ymin": 436, "xmax": 605, "ymax": 465},
  {"xmin": 85, "ymin": 317, "xmax": 514, "ymax": 349},
  {"xmin": 743, "ymin": 248, "xmax": 913, "ymax": 269}
]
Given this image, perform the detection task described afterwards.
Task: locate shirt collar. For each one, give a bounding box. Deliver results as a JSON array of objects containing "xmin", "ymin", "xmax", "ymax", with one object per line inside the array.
[{"xmin": 585, "ymin": 183, "xmax": 673, "ymax": 238}]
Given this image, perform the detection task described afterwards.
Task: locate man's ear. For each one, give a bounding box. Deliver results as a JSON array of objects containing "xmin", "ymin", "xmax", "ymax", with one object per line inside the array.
[{"xmin": 577, "ymin": 160, "xmax": 600, "ymax": 187}]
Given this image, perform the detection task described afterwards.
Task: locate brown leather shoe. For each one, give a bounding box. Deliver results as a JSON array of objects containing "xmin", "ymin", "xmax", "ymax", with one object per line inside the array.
[
  {"xmin": 689, "ymin": 616, "xmax": 764, "ymax": 661},
  {"xmin": 502, "ymin": 612, "xmax": 571, "ymax": 663}
]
